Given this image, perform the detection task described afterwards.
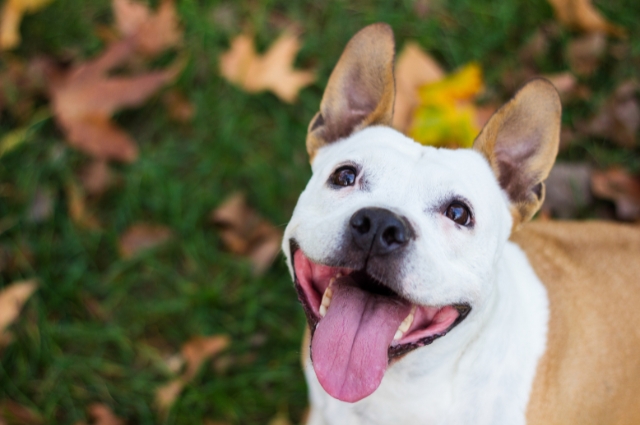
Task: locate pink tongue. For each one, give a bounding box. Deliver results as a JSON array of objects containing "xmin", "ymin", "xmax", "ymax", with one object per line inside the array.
[{"xmin": 310, "ymin": 276, "xmax": 412, "ymax": 402}]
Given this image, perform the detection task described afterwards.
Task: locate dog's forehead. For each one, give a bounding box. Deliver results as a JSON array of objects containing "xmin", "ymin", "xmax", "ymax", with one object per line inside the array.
[{"xmin": 312, "ymin": 127, "xmax": 498, "ymax": 201}]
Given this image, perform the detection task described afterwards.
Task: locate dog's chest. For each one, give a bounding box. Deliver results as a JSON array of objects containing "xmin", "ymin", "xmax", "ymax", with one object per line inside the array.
[{"xmin": 304, "ymin": 243, "xmax": 549, "ymax": 425}]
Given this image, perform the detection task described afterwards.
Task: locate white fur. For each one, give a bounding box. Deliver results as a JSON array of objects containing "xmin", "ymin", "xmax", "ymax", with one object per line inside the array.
[{"xmin": 282, "ymin": 126, "xmax": 549, "ymax": 424}]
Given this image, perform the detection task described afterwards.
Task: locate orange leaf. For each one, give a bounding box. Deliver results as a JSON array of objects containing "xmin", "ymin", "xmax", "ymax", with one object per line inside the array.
[
  {"xmin": 0, "ymin": 0, "xmax": 54, "ymax": 50},
  {"xmin": 547, "ymin": 0, "xmax": 625, "ymax": 37},
  {"xmin": 393, "ymin": 42, "xmax": 445, "ymax": 132},
  {"xmin": 113, "ymin": 0, "xmax": 182, "ymax": 57},
  {"xmin": 162, "ymin": 89, "xmax": 195, "ymax": 123},
  {"xmin": 118, "ymin": 223, "xmax": 173, "ymax": 259},
  {"xmin": 0, "ymin": 280, "xmax": 37, "ymax": 347},
  {"xmin": 220, "ymin": 32, "xmax": 315, "ymax": 103},
  {"xmin": 211, "ymin": 193, "xmax": 282, "ymax": 275},
  {"xmin": 46, "ymin": 39, "xmax": 180, "ymax": 162}
]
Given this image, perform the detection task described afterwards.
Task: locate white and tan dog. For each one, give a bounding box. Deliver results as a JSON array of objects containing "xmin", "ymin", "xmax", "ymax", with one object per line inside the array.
[{"xmin": 282, "ymin": 23, "xmax": 640, "ymax": 425}]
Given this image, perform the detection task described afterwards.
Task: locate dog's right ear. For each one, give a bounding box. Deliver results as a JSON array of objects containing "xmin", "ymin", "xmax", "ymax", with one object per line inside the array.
[{"xmin": 306, "ymin": 23, "xmax": 396, "ymax": 162}]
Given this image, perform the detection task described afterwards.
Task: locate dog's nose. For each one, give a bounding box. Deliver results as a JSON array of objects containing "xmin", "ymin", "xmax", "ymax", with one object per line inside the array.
[{"xmin": 350, "ymin": 208, "xmax": 413, "ymax": 255}]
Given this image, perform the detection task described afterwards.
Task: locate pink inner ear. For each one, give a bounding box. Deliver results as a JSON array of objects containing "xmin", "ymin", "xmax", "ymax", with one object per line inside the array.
[{"xmin": 495, "ymin": 141, "xmax": 540, "ymax": 203}]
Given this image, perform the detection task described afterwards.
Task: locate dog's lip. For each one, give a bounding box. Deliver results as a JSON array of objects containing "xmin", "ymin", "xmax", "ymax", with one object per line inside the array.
[{"xmin": 289, "ymin": 239, "xmax": 471, "ymax": 360}]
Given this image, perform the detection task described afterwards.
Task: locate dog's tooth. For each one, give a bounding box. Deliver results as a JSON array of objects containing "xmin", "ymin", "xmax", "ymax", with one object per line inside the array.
[
  {"xmin": 319, "ymin": 280, "xmax": 335, "ymax": 318},
  {"xmin": 397, "ymin": 305, "xmax": 417, "ymax": 335},
  {"xmin": 393, "ymin": 329, "xmax": 404, "ymax": 341}
]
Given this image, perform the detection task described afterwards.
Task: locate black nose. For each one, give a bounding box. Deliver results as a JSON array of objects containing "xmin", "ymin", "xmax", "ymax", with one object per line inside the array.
[{"xmin": 350, "ymin": 208, "xmax": 413, "ymax": 255}]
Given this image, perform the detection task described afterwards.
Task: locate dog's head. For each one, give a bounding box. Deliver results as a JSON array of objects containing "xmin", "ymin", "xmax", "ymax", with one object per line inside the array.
[{"xmin": 282, "ymin": 23, "xmax": 560, "ymax": 403}]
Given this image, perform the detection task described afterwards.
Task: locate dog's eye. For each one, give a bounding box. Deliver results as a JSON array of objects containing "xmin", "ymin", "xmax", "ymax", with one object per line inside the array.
[
  {"xmin": 330, "ymin": 166, "xmax": 357, "ymax": 187},
  {"xmin": 445, "ymin": 202, "xmax": 471, "ymax": 226}
]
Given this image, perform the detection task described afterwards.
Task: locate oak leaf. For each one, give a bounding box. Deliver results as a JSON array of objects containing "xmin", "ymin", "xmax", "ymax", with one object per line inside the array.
[
  {"xmin": 113, "ymin": 0, "xmax": 182, "ymax": 57},
  {"xmin": 546, "ymin": 0, "xmax": 625, "ymax": 37},
  {"xmin": 0, "ymin": 0, "xmax": 53, "ymax": 50},
  {"xmin": 45, "ymin": 39, "xmax": 180, "ymax": 162},
  {"xmin": 0, "ymin": 279, "xmax": 37, "ymax": 348},
  {"xmin": 219, "ymin": 32, "xmax": 315, "ymax": 103}
]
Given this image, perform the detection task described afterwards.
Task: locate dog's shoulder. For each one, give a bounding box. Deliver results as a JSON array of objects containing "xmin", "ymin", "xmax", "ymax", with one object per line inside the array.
[{"xmin": 512, "ymin": 220, "xmax": 640, "ymax": 425}]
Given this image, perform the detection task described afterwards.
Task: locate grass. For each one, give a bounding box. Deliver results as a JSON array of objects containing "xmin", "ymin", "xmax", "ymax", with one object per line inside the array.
[{"xmin": 1, "ymin": 0, "xmax": 639, "ymax": 423}]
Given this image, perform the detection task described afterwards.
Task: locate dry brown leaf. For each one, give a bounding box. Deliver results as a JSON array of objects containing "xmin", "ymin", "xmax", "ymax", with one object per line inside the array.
[
  {"xmin": 546, "ymin": 0, "xmax": 625, "ymax": 37},
  {"xmin": 181, "ymin": 335, "xmax": 230, "ymax": 380},
  {"xmin": 162, "ymin": 89, "xmax": 195, "ymax": 123},
  {"xmin": 0, "ymin": 280, "xmax": 37, "ymax": 348},
  {"xmin": 79, "ymin": 160, "xmax": 114, "ymax": 196},
  {"xmin": 591, "ymin": 168, "xmax": 640, "ymax": 221},
  {"xmin": 155, "ymin": 335, "xmax": 229, "ymax": 414},
  {"xmin": 45, "ymin": 39, "xmax": 180, "ymax": 162},
  {"xmin": 0, "ymin": 0, "xmax": 53, "ymax": 50},
  {"xmin": 0, "ymin": 400, "xmax": 42, "ymax": 425},
  {"xmin": 393, "ymin": 42, "xmax": 445, "ymax": 132},
  {"xmin": 566, "ymin": 32, "xmax": 606, "ymax": 77},
  {"xmin": 211, "ymin": 193, "xmax": 282, "ymax": 275},
  {"xmin": 580, "ymin": 81, "xmax": 639, "ymax": 149},
  {"xmin": 66, "ymin": 180, "xmax": 101, "ymax": 230},
  {"xmin": 118, "ymin": 223, "xmax": 173, "ymax": 259},
  {"xmin": 219, "ymin": 32, "xmax": 315, "ymax": 103},
  {"xmin": 113, "ymin": 0, "xmax": 182, "ymax": 57},
  {"xmin": 87, "ymin": 404, "xmax": 124, "ymax": 425}
]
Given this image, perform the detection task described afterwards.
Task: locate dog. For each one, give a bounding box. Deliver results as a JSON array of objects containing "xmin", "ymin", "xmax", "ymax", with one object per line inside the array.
[{"xmin": 281, "ymin": 23, "xmax": 640, "ymax": 425}]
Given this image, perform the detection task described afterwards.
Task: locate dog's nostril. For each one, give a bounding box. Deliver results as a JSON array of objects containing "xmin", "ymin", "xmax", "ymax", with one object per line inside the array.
[
  {"xmin": 351, "ymin": 213, "xmax": 371, "ymax": 234},
  {"xmin": 382, "ymin": 226, "xmax": 404, "ymax": 246}
]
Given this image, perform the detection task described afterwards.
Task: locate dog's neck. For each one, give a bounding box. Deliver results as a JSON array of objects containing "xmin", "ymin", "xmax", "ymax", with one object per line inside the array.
[{"xmin": 305, "ymin": 241, "xmax": 549, "ymax": 425}]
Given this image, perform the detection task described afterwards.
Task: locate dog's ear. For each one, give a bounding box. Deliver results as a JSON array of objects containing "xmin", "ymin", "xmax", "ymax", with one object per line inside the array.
[
  {"xmin": 306, "ymin": 23, "xmax": 395, "ymax": 161},
  {"xmin": 473, "ymin": 78, "xmax": 561, "ymax": 228}
]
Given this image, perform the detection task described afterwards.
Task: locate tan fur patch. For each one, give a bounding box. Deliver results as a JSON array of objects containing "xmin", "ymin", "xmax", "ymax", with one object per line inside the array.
[{"xmin": 513, "ymin": 221, "xmax": 640, "ymax": 424}]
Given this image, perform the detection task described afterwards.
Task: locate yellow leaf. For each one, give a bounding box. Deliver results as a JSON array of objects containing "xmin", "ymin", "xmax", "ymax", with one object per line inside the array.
[
  {"xmin": 0, "ymin": 0, "xmax": 54, "ymax": 49},
  {"xmin": 220, "ymin": 32, "xmax": 315, "ymax": 103},
  {"xmin": 0, "ymin": 279, "xmax": 37, "ymax": 347},
  {"xmin": 409, "ymin": 63, "xmax": 483, "ymax": 149}
]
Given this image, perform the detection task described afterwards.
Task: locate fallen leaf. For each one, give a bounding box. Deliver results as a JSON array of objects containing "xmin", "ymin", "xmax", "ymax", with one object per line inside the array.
[
  {"xmin": 0, "ymin": 0, "xmax": 54, "ymax": 50},
  {"xmin": 211, "ymin": 193, "xmax": 282, "ymax": 275},
  {"xmin": 155, "ymin": 335, "xmax": 229, "ymax": 414},
  {"xmin": 79, "ymin": 160, "xmax": 114, "ymax": 196},
  {"xmin": 580, "ymin": 81, "xmax": 639, "ymax": 148},
  {"xmin": 566, "ymin": 32, "xmax": 606, "ymax": 77},
  {"xmin": 45, "ymin": 39, "xmax": 181, "ymax": 162},
  {"xmin": 392, "ymin": 42, "xmax": 445, "ymax": 132},
  {"xmin": 219, "ymin": 32, "xmax": 315, "ymax": 103},
  {"xmin": 87, "ymin": 404, "xmax": 124, "ymax": 425},
  {"xmin": 591, "ymin": 167, "xmax": 640, "ymax": 221},
  {"xmin": 546, "ymin": 0, "xmax": 625, "ymax": 37},
  {"xmin": 0, "ymin": 280, "xmax": 37, "ymax": 348},
  {"xmin": 26, "ymin": 187, "xmax": 54, "ymax": 223},
  {"xmin": 409, "ymin": 62, "xmax": 484, "ymax": 148},
  {"xmin": 181, "ymin": 335, "xmax": 230, "ymax": 380},
  {"xmin": 542, "ymin": 163, "xmax": 593, "ymax": 218},
  {"xmin": 118, "ymin": 223, "xmax": 173, "ymax": 258},
  {"xmin": 0, "ymin": 400, "xmax": 42, "ymax": 425},
  {"xmin": 66, "ymin": 180, "xmax": 101, "ymax": 230},
  {"xmin": 161, "ymin": 89, "xmax": 195, "ymax": 123},
  {"xmin": 113, "ymin": 0, "xmax": 182, "ymax": 57}
]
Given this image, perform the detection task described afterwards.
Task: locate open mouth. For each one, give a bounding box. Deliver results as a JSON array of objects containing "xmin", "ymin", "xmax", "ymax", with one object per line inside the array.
[{"xmin": 290, "ymin": 240, "xmax": 470, "ymax": 403}]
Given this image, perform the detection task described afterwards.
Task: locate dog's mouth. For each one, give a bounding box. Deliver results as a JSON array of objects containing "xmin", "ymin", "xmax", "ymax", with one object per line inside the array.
[{"xmin": 290, "ymin": 240, "xmax": 470, "ymax": 403}]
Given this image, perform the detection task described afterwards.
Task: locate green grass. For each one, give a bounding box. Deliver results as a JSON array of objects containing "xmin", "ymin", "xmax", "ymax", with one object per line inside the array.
[{"xmin": 1, "ymin": 0, "xmax": 639, "ymax": 423}]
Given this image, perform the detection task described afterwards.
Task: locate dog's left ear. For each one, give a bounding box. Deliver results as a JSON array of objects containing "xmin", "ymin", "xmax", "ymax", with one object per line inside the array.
[
  {"xmin": 306, "ymin": 23, "xmax": 396, "ymax": 161},
  {"xmin": 473, "ymin": 78, "xmax": 561, "ymax": 228}
]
